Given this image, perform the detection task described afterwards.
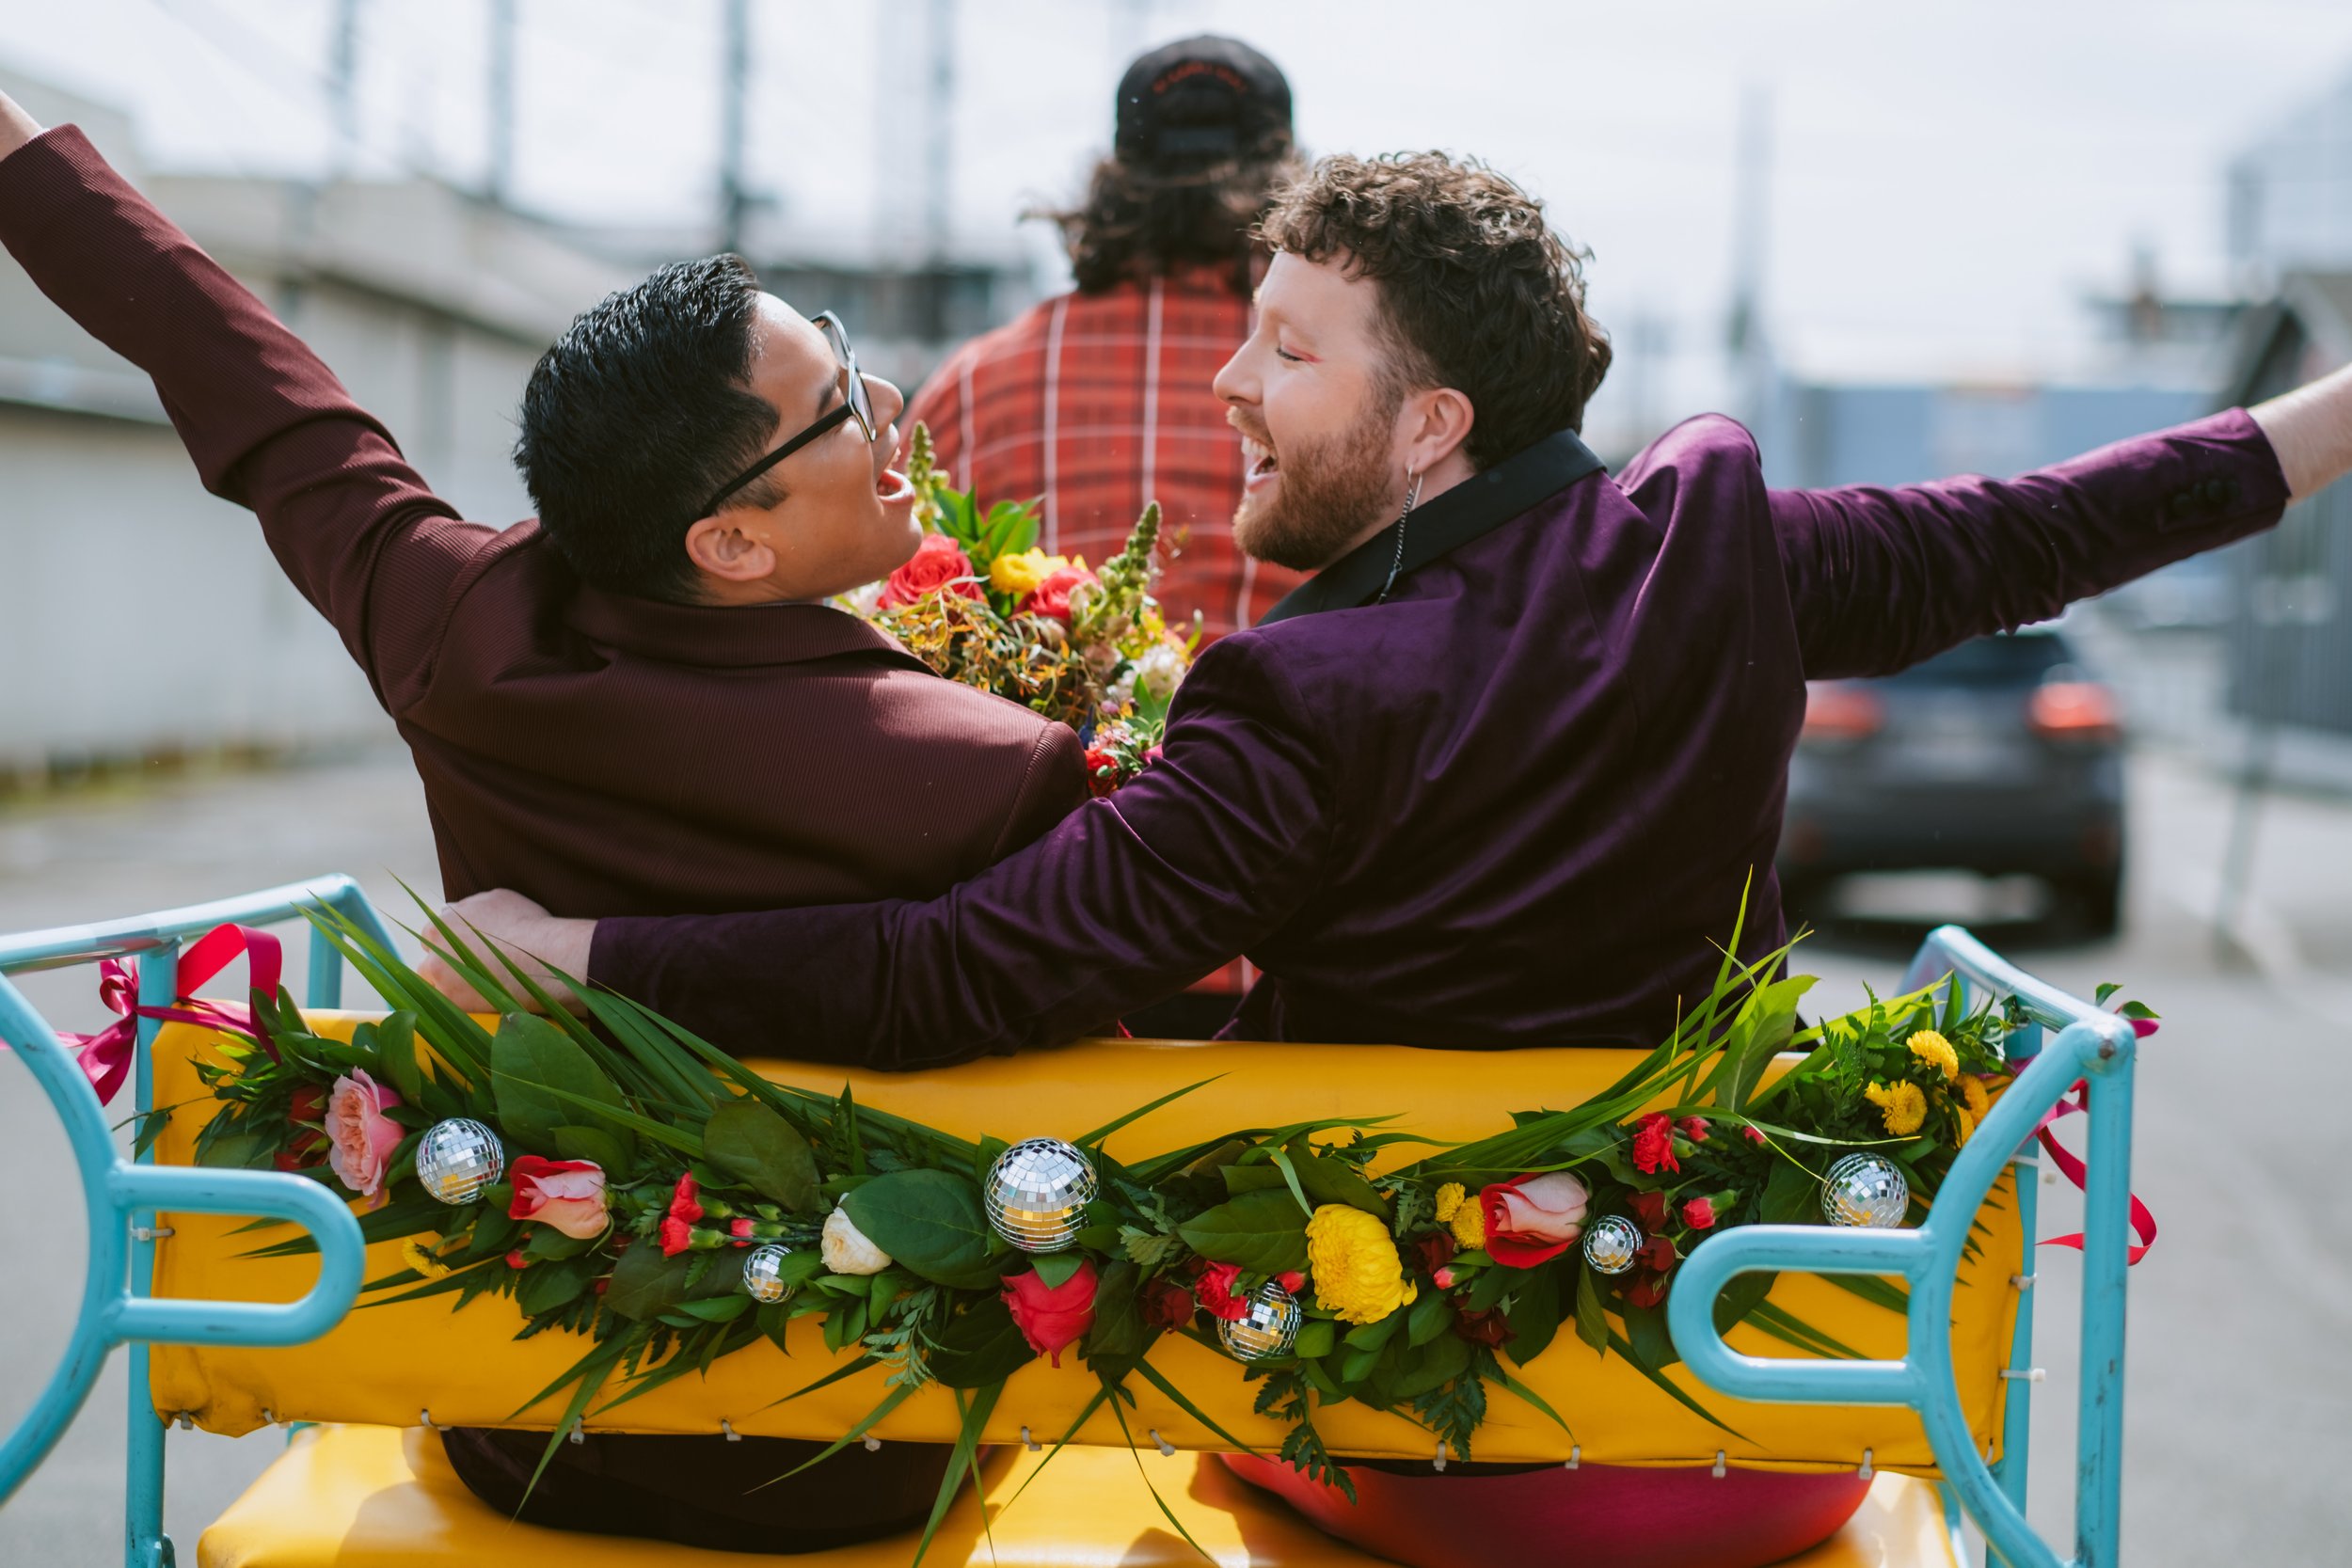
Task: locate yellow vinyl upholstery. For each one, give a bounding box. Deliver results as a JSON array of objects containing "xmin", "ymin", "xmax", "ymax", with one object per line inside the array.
[
  {"xmin": 195, "ymin": 1425, "xmax": 1962, "ymax": 1568},
  {"xmin": 148, "ymin": 1016, "xmax": 2022, "ymax": 1476}
]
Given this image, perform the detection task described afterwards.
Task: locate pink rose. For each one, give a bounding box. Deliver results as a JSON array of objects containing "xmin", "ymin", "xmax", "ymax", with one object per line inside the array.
[
  {"xmin": 324, "ymin": 1069, "xmax": 404, "ymax": 1207},
  {"xmin": 1680, "ymin": 1196, "xmax": 1718, "ymax": 1230},
  {"xmin": 1017, "ymin": 563, "xmax": 1097, "ymax": 622},
  {"xmin": 1002, "ymin": 1259, "xmax": 1099, "ymax": 1366},
  {"xmin": 878, "ymin": 533, "xmax": 983, "ymax": 610},
  {"xmin": 507, "ymin": 1155, "xmax": 611, "ymax": 1240},
  {"xmin": 1480, "ymin": 1172, "xmax": 1591, "ymax": 1269}
]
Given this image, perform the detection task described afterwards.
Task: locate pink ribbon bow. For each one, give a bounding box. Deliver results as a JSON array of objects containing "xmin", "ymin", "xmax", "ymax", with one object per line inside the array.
[{"xmin": 55, "ymin": 924, "xmax": 283, "ymax": 1106}]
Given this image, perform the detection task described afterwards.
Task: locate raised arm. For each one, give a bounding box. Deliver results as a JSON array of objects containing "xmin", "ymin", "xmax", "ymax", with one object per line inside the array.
[
  {"xmin": 1772, "ymin": 408, "xmax": 2292, "ymax": 680},
  {"xmin": 463, "ymin": 635, "xmax": 1331, "ymax": 1067},
  {"xmin": 0, "ymin": 97, "xmax": 497, "ymax": 712}
]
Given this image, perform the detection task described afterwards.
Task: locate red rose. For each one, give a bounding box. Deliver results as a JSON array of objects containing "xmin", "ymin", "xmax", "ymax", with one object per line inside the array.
[
  {"xmin": 1082, "ymin": 744, "xmax": 1123, "ymax": 798},
  {"xmin": 1639, "ymin": 1235, "xmax": 1678, "ymax": 1275},
  {"xmin": 659, "ymin": 1215, "xmax": 695, "ymax": 1257},
  {"xmin": 1624, "ymin": 1272, "xmax": 1670, "ymax": 1309},
  {"xmin": 274, "ymin": 1083, "xmax": 328, "ymax": 1171},
  {"xmin": 1677, "ymin": 1117, "xmax": 1711, "ymax": 1144},
  {"xmin": 1454, "ymin": 1307, "xmax": 1515, "ymax": 1348},
  {"xmin": 1628, "ymin": 1190, "xmax": 1671, "ymax": 1234},
  {"xmin": 877, "ymin": 533, "xmax": 981, "ymax": 610},
  {"xmin": 1410, "ymin": 1231, "xmax": 1456, "ymax": 1276},
  {"xmin": 1141, "ymin": 1275, "xmax": 1197, "ymax": 1332},
  {"xmin": 1742, "ymin": 1124, "xmax": 1769, "ymax": 1147},
  {"xmin": 1680, "ymin": 1196, "xmax": 1717, "ymax": 1230},
  {"xmin": 668, "ymin": 1171, "xmax": 704, "ymax": 1226},
  {"xmin": 1480, "ymin": 1172, "xmax": 1590, "ymax": 1269},
  {"xmin": 1631, "ymin": 1113, "xmax": 1679, "ymax": 1176},
  {"xmin": 1017, "ymin": 563, "xmax": 1097, "ymax": 622},
  {"xmin": 1002, "ymin": 1259, "xmax": 1099, "ymax": 1366},
  {"xmin": 1195, "ymin": 1260, "xmax": 1248, "ymax": 1322}
]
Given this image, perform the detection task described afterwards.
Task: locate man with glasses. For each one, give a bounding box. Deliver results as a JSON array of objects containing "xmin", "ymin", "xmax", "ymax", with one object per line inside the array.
[{"xmin": 0, "ymin": 92, "xmax": 1086, "ymax": 1550}]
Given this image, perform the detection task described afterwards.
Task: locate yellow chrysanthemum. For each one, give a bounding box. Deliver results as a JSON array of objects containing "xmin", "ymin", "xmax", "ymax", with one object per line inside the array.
[
  {"xmin": 1433, "ymin": 1182, "xmax": 1468, "ymax": 1223},
  {"xmin": 1448, "ymin": 1196, "xmax": 1486, "ymax": 1251},
  {"xmin": 1952, "ymin": 1105, "xmax": 1978, "ymax": 1147},
  {"xmin": 1959, "ymin": 1075, "xmax": 1992, "ymax": 1118},
  {"xmin": 1907, "ymin": 1030, "xmax": 1961, "ymax": 1082},
  {"xmin": 989, "ymin": 548, "xmax": 1068, "ymax": 597},
  {"xmin": 1864, "ymin": 1079, "xmax": 1928, "ymax": 1136},
  {"xmin": 401, "ymin": 1236, "xmax": 452, "ymax": 1280},
  {"xmin": 1306, "ymin": 1204, "xmax": 1420, "ymax": 1325}
]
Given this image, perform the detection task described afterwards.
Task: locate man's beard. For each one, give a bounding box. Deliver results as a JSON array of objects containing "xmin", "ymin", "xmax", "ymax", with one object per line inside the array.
[{"xmin": 1232, "ymin": 393, "xmax": 1403, "ymax": 573}]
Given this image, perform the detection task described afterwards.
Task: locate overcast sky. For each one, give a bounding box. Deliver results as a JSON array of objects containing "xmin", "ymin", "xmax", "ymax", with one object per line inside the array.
[{"xmin": 8, "ymin": 0, "xmax": 2352, "ymax": 414}]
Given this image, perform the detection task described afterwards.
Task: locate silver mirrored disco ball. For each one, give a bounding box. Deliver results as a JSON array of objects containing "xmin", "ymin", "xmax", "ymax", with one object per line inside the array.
[
  {"xmin": 983, "ymin": 1137, "xmax": 1098, "ymax": 1253},
  {"xmin": 742, "ymin": 1243, "xmax": 796, "ymax": 1304},
  {"xmin": 1581, "ymin": 1214, "xmax": 1645, "ymax": 1275},
  {"xmin": 414, "ymin": 1117, "xmax": 504, "ymax": 1205},
  {"xmin": 1217, "ymin": 1281, "xmax": 1303, "ymax": 1361},
  {"xmin": 1820, "ymin": 1153, "xmax": 1910, "ymax": 1228}
]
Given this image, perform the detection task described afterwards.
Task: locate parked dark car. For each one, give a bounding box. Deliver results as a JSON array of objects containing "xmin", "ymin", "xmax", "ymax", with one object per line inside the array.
[{"xmin": 1778, "ymin": 626, "xmax": 2125, "ymax": 935}]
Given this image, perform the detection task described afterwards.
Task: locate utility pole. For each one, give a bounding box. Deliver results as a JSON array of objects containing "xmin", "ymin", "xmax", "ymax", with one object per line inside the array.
[
  {"xmin": 329, "ymin": 0, "xmax": 363, "ymax": 170},
  {"xmin": 719, "ymin": 0, "xmax": 751, "ymax": 254},
  {"xmin": 921, "ymin": 0, "xmax": 955, "ymax": 267},
  {"xmin": 1725, "ymin": 84, "xmax": 1774, "ymax": 434},
  {"xmin": 487, "ymin": 0, "xmax": 516, "ymax": 205}
]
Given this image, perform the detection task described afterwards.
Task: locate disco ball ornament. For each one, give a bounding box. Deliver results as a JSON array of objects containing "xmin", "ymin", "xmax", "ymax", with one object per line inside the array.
[
  {"xmin": 414, "ymin": 1117, "xmax": 504, "ymax": 1206},
  {"xmin": 984, "ymin": 1137, "xmax": 1099, "ymax": 1253},
  {"xmin": 1217, "ymin": 1281, "xmax": 1303, "ymax": 1361},
  {"xmin": 1581, "ymin": 1214, "xmax": 1645, "ymax": 1275},
  {"xmin": 741, "ymin": 1243, "xmax": 796, "ymax": 1305},
  {"xmin": 1821, "ymin": 1153, "xmax": 1910, "ymax": 1228}
]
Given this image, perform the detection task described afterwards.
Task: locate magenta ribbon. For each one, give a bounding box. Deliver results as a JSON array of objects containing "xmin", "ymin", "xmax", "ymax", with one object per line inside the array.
[
  {"xmin": 2031, "ymin": 1054, "xmax": 2158, "ymax": 1266},
  {"xmin": 51, "ymin": 923, "xmax": 283, "ymax": 1106}
]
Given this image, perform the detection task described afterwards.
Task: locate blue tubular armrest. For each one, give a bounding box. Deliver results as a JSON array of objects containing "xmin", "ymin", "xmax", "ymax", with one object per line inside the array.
[
  {"xmin": 0, "ymin": 876, "xmax": 389, "ymax": 1562},
  {"xmin": 1668, "ymin": 926, "xmax": 2137, "ymax": 1568}
]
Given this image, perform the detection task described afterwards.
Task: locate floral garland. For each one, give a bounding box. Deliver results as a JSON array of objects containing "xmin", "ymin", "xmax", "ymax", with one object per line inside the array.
[
  {"xmin": 834, "ymin": 426, "xmax": 1197, "ymax": 790},
  {"xmin": 172, "ymin": 901, "xmax": 2149, "ymax": 1562}
]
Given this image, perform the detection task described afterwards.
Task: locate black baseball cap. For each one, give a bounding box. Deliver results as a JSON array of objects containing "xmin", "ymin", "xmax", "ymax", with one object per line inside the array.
[{"xmin": 1114, "ymin": 36, "xmax": 1293, "ymax": 171}]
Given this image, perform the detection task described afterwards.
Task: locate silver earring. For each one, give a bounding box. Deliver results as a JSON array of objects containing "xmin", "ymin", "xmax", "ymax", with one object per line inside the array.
[{"xmin": 1376, "ymin": 470, "xmax": 1424, "ymax": 604}]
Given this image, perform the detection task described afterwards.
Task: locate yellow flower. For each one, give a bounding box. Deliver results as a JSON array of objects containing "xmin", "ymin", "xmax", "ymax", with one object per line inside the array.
[
  {"xmin": 990, "ymin": 548, "xmax": 1073, "ymax": 598},
  {"xmin": 1306, "ymin": 1204, "xmax": 1420, "ymax": 1325},
  {"xmin": 1953, "ymin": 1105, "xmax": 1978, "ymax": 1147},
  {"xmin": 401, "ymin": 1236, "xmax": 452, "ymax": 1280},
  {"xmin": 1907, "ymin": 1030, "xmax": 1961, "ymax": 1082},
  {"xmin": 1433, "ymin": 1182, "xmax": 1468, "ymax": 1223},
  {"xmin": 1448, "ymin": 1197, "xmax": 1486, "ymax": 1251},
  {"xmin": 1865, "ymin": 1080, "xmax": 1928, "ymax": 1136},
  {"xmin": 1958, "ymin": 1075, "xmax": 1991, "ymax": 1118}
]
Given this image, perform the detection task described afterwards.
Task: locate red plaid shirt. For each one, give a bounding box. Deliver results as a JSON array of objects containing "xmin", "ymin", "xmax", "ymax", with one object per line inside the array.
[{"xmin": 906, "ymin": 270, "xmax": 1305, "ymax": 639}]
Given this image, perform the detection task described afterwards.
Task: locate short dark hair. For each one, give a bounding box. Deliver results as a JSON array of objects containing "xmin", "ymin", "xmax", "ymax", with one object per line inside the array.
[
  {"xmin": 1258, "ymin": 152, "xmax": 1613, "ymax": 468},
  {"xmin": 1041, "ymin": 142, "xmax": 1302, "ymax": 295},
  {"xmin": 514, "ymin": 255, "xmax": 778, "ymax": 601}
]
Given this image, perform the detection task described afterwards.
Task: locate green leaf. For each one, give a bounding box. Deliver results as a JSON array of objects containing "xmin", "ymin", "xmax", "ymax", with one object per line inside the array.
[
  {"xmin": 604, "ymin": 1243, "xmax": 696, "ymax": 1322},
  {"xmin": 839, "ymin": 1169, "xmax": 1002, "ymax": 1291},
  {"xmin": 1288, "ymin": 1140, "xmax": 1389, "ymax": 1215},
  {"xmin": 703, "ymin": 1098, "xmax": 822, "ymax": 1212},
  {"xmin": 1219, "ymin": 1165, "xmax": 1289, "ymax": 1196},
  {"xmin": 1621, "ymin": 1298, "xmax": 1679, "ymax": 1371},
  {"xmin": 1343, "ymin": 1310, "xmax": 1403, "ymax": 1354},
  {"xmin": 1175, "ymin": 1188, "xmax": 1311, "ymax": 1275},
  {"xmin": 491, "ymin": 1012, "xmax": 628, "ymax": 1155},
  {"xmin": 1760, "ymin": 1160, "xmax": 1819, "ymax": 1225},
  {"xmin": 1502, "ymin": 1260, "xmax": 1563, "ymax": 1366},
  {"xmin": 927, "ymin": 1294, "xmax": 1039, "ymax": 1388},
  {"xmin": 1029, "ymin": 1250, "xmax": 1087, "ymax": 1290},
  {"xmin": 1710, "ymin": 1269, "xmax": 1777, "ymax": 1337},
  {"xmin": 376, "ymin": 1011, "xmax": 423, "ymax": 1108},
  {"xmin": 1293, "ymin": 1319, "xmax": 1337, "ymax": 1360},
  {"xmin": 1081, "ymin": 1259, "xmax": 1146, "ymax": 1360},
  {"xmin": 551, "ymin": 1124, "xmax": 629, "ymax": 1175},
  {"xmin": 1386, "ymin": 1332, "xmax": 1470, "ymax": 1399},
  {"xmin": 515, "ymin": 1255, "xmax": 596, "ymax": 1315},
  {"xmin": 672, "ymin": 1294, "xmax": 752, "ymax": 1323},
  {"xmin": 1406, "ymin": 1287, "xmax": 1454, "ymax": 1349}
]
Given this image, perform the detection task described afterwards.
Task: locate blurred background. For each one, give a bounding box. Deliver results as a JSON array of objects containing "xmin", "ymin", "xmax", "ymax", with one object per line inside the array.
[{"xmin": 3, "ymin": 2, "xmax": 2351, "ymax": 1564}]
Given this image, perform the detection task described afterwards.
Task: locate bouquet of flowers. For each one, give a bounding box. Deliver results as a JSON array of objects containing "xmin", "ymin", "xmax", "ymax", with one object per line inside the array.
[
  {"xmin": 169, "ymin": 897, "xmax": 2148, "ymax": 1563},
  {"xmin": 839, "ymin": 425, "xmax": 1197, "ymax": 793}
]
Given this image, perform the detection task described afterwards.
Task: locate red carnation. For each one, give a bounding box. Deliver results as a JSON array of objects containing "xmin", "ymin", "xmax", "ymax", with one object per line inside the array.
[
  {"xmin": 1677, "ymin": 1117, "xmax": 1711, "ymax": 1144},
  {"xmin": 1275, "ymin": 1270, "xmax": 1306, "ymax": 1295},
  {"xmin": 1631, "ymin": 1113, "xmax": 1679, "ymax": 1176},
  {"xmin": 1628, "ymin": 1189, "xmax": 1671, "ymax": 1235},
  {"xmin": 1195, "ymin": 1260, "xmax": 1248, "ymax": 1322},
  {"xmin": 1141, "ymin": 1275, "xmax": 1197, "ymax": 1332},
  {"xmin": 1454, "ymin": 1307, "xmax": 1515, "ymax": 1348},
  {"xmin": 1742, "ymin": 1124, "xmax": 1769, "ymax": 1146},
  {"xmin": 659, "ymin": 1215, "xmax": 695, "ymax": 1257},
  {"xmin": 1002, "ymin": 1259, "xmax": 1099, "ymax": 1367},
  {"xmin": 505, "ymin": 1249, "xmax": 529, "ymax": 1270},
  {"xmin": 668, "ymin": 1171, "xmax": 704, "ymax": 1226},
  {"xmin": 273, "ymin": 1083, "xmax": 328, "ymax": 1171},
  {"xmin": 730, "ymin": 1217, "xmax": 755, "ymax": 1243},
  {"xmin": 1680, "ymin": 1196, "xmax": 1718, "ymax": 1230},
  {"xmin": 877, "ymin": 533, "xmax": 982, "ymax": 610},
  {"xmin": 1411, "ymin": 1231, "xmax": 1457, "ymax": 1276}
]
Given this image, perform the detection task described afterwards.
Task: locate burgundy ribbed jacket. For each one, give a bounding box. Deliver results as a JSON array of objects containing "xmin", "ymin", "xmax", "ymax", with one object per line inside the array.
[{"xmin": 0, "ymin": 127, "xmax": 1088, "ymax": 919}]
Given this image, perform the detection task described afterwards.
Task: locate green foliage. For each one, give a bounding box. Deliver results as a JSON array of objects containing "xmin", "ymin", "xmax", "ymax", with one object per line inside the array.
[
  {"xmin": 838, "ymin": 1169, "xmax": 1003, "ymax": 1291},
  {"xmin": 1176, "ymin": 1188, "xmax": 1312, "ymax": 1274},
  {"xmin": 702, "ymin": 1098, "xmax": 822, "ymax": 1212}
]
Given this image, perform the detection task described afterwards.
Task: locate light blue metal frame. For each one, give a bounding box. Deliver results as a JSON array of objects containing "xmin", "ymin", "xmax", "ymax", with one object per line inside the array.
[
  {"xmin": 1670, "ymin": 924, "xmax": 2137, "ymax": 1568},
  {"xmin": 0, "ymin": 876, "xmax": 389, "ymax": 1568}
]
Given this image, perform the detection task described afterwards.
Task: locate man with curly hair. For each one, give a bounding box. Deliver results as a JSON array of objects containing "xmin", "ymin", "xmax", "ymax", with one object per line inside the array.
[{"xmin": 445, "ymin": 150, "xmax": 2352, "ymax": 1565}]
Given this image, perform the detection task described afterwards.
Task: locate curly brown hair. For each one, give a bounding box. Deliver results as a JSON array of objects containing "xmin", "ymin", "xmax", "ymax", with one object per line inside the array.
[
  {"xmin": 1258, "ymin": 152, "xmax": 1612, "ymax": 468},
  {"xmin": 1040, "ymin": 142, "xmax": 1304, "ymax": 296}
]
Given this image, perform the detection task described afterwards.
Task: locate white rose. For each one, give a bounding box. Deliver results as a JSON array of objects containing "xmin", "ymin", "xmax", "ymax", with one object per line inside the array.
[
  {"xmin": 1137, "ymin": 641, "xmax": 1187, "ymax": 701},
  {"xmin": 1103, "ymin": 669, "xmax": 1138, "ymax": 709},
  {"xmin": 820, "ymin": 1205, "xmax": 892, "ymax": 1275}
]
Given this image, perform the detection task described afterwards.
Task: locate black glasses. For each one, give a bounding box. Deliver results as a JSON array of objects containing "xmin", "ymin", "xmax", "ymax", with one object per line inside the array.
[{"xmin": 699, "ymin": 311, "xmax": 876, "ymax": 516}]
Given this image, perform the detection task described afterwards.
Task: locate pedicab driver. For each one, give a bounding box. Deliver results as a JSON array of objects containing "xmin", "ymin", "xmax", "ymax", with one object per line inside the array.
[{"xmin": 462, "ymin": 152, "xmax": 2351, "ymax": 1566}]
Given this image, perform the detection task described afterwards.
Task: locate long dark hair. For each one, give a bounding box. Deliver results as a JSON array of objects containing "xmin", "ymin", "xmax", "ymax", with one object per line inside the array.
[{"xmin": 1037, "ymin": 141, "xmax": 1304, "ymax": 296}]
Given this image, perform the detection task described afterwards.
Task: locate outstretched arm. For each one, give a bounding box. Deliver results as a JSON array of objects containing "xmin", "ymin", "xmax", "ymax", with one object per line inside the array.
[
  {"xmin": 0, "ymin": 93, "xmax": 497, "ymax": 713},
  {"xmin": 437, "ymin": 635, "xmax": 1329, "ymax": 1067},
  {"xmin": 2249, "ymin": 360, "xmax": 2352, "ymax": 501},
  {"xmin": 1772, "ymin": 408, "xmax": 2292, "ymax": 680}
]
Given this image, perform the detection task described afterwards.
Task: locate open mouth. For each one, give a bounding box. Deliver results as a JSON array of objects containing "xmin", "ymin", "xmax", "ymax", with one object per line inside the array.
[
  {"xmin": 1241, "ymin": 436, "xmax": 1279, "ymax": 489},
  {"xmin": 877, "ymin": 467, "xmax": 914, "ymax": 503}
]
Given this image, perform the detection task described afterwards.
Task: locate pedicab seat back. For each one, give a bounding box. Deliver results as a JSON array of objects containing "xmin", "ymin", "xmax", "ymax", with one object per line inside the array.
[{"xmin": 147, "ymin": 1013, "xmax": 2023, "ymax": 1479}]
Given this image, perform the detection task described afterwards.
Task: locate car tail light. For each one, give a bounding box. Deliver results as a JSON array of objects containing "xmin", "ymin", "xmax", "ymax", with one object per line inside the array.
[
  {"xmin": 1802, "ymin": 683, "xmax": 1883, "ymax": 742},
  {"xmin": 2028, "ymin": 681, "xmax": 2121, "ymax": 742}
]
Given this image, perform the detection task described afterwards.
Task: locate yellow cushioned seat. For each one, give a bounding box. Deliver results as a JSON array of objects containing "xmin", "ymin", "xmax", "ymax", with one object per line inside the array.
[{"xmin": 196, "ymin": 1425, "xmax": 1960, "ymax": 1568}]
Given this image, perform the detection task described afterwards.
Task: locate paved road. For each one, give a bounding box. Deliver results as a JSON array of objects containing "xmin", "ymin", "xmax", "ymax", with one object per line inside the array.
[{"xmin": 1, "ymin": 742, "xmax": 2346, "ymax": 1565}]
